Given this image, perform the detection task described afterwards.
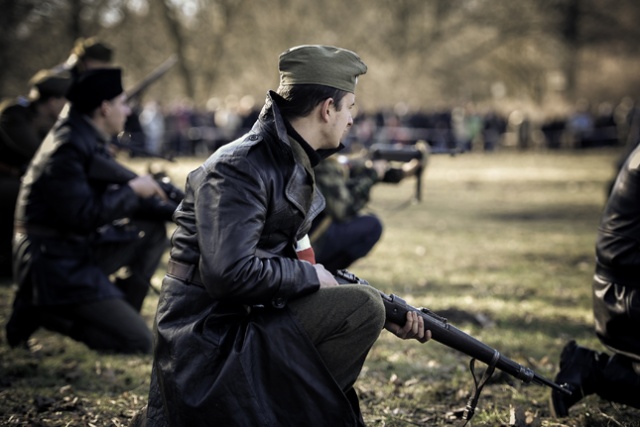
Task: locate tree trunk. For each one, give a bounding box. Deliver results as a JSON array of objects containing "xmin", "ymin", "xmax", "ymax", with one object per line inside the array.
[{"xmin": 159, "ymin": 0, "xmax": 194, "ymax": 99}]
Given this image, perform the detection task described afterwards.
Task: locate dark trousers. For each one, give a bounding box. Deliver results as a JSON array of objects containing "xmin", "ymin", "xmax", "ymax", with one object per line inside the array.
[
  {"xmin": 589, "ymin": 275, "xmax": 640, "ymax": 407},
  {"xmin": 288, "ymin": 284, "xmax": 386, "ymax": 391},
  {"xmin": 0, "ymin": 176, "xmax": 20, "ymax": 278},
  {"xmin": 313, "ymin": 214, "xmax": 383, "ymax": 273},
  {"xmin": 95, "ymin": 220, "xmax": 168, "ymax": 312},
  {"xmin": 570, "ymin": 345, "xmax": 640, "ymax": 409},
  {"xmin": 595, "ymin": 353, "xmax": 640, "ymax": 408},
  {"xmin": 40, "ymin": 298, "xmax": 153, "ymax": 354},
  {"xmin": 7, "ymin": 219, "xmax": 166, "ymax": 354}
]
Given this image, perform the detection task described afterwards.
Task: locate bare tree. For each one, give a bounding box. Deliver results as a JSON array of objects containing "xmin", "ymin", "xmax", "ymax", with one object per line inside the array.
[
  {"xmin": 0, "ymin": 0, "xmax": 37, "ymax": 96},
  {"xmin": 157, "ymin": 0, "xmax": 193, "ymax": 99},
  {"xmin": 2, "ymin": 0, "xmax": 640, "ymax": 109}
]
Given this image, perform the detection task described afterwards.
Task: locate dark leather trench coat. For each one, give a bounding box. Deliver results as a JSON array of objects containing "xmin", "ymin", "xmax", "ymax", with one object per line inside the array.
[
  {"xmin": 12, "ymin": 108, "xmax": 143, "ymax": 306},
  {"xmin": 594, "ymin": 142, "xmax": 640, "ymax": 359},
  {"xmin": 146, "ymin": 92, "xmax": 366, "ymax": 426}
]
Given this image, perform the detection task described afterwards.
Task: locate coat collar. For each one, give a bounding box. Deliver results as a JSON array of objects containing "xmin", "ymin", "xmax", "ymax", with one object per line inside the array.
[
  {"xmin": 67, "ymin": 107, "xmax": 110, "ymax": 144},
  {"xmin": 257, "ymin": 91, "xmax": 344, "ymax": 164},
  {"xmin": 256, "ymin": 91, "xmax": 290, "ymax": 149}
]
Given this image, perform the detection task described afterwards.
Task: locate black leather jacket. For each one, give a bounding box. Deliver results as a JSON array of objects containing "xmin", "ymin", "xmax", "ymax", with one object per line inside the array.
[
  {"xmin": 147, "ymin": 92, "xmax": 364, "ymax": 426},
  {"xmin": 592, "ymin": 143, "xmax": 640, "ymax": 358},
  {"xmin": 596, "ymin": 144, "xmax": 640, "ymax": 285}
]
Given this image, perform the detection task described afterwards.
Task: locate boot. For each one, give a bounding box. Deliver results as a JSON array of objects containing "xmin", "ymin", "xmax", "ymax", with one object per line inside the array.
[
  {"xmin": 5, "ymin": 306, "xmax": 40, "ymax": 349},
  {"xmin": 550, "ymin": 340, "xmax": 603, "ymax": 417}
]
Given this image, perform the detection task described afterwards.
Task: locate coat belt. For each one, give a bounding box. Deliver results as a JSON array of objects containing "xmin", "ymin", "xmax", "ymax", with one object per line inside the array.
[
  {"xmin": 166, "ymin": 258, "xmax": 204, "ymax": 287},
  {"xmin": 14, "ymin": 221, "xmax": 85, "ymax": 241}
]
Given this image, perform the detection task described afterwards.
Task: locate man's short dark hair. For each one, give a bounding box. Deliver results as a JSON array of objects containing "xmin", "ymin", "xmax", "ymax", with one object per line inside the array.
[{"xmin": 276, "ymin": 84, "xmax": 348, "ymax": 120}]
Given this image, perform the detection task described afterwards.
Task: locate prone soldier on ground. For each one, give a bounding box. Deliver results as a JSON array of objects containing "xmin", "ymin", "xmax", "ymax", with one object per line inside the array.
[{"xmin": 310, "ymin": 149, "xmax": 423, "ymax": 273}]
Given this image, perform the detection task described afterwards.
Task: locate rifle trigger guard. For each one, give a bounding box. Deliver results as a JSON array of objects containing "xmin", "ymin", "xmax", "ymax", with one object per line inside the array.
[{"xmin": 462, "ymin": 350, "xmax": 500, "ymax": 424}]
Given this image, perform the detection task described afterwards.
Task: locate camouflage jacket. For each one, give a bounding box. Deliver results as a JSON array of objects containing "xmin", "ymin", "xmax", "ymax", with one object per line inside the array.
[{"xmin": 313, "ymin": 156, "xmax": 378, "ymax": 222}]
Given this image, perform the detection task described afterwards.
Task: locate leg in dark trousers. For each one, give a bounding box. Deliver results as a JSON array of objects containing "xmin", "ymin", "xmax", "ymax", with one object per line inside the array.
[
  {"xmin": 6, "ymin": 220, "xmax": 165, "ymax": 351},
  {"xmin": 551, "ymin": 341, "xmax": 640, "ymax": 416},
  {"xmin": 313, "ymin": 214, "xmax": 383, "ymax": 273},
  {"xmin": 288, "ymin": 284, "xmax": 385, "ymax": 391},
  {"xmin": 95, "ymin": 219, "xmax": 167, "ymax": 311},
  {"xmin": 40, "ymin": 298, "xmax": 152, "ymax": 354},
  {"xmin": 0, "ymin": 177, "xmax": 20, "ymax": 278},
  {"xmin": 597, "ymin": 353, "xmax": 640, "ymax": 407}
]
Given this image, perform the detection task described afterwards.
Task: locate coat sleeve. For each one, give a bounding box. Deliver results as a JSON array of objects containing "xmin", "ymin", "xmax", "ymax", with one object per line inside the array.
[
  {"xmin": 36, "ymin": 139, "xmax": 140, "ymax": 233},
  {"xmin": 0, "ymin": 105, "xmax": 42, "ymax": 168},
  {"xmin": 194, "ymin": 154, "xmax": 320, "ymax": 306}
]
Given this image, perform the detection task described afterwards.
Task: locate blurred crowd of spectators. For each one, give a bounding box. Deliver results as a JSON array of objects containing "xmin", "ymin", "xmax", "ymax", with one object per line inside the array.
[{"xmin": 123, "ymin": 95, "xmax": 638, "ymax": 159}]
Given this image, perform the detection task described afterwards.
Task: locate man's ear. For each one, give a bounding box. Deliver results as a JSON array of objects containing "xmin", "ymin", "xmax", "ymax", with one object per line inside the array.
[
  {"xmin": 98, "ymin": 100, "xmax": 110, "ymax": 117},
  {"xmin": 319, "ymin": 97, "xmax": 335, "ymax": 123}
]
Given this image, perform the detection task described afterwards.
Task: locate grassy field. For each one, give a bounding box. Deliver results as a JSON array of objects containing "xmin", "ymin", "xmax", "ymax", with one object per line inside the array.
[{"xmin": 2, "ymin": 147, "xmax": 640, "ymax": 426}]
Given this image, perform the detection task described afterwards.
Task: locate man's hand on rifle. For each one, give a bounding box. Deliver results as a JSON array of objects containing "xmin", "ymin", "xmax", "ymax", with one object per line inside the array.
[
  {"xmin": 128, "ymin": 175, "xmax": 168, "ymax": 201},
  {"xmin": 369, "ymin": 159, "xmax": 389, "ymax": 180},
  {"xmin": 401, "ymin": 158, "xmax": 421, "ymax": 178},
  {"xmin": 385, "ymin": 311, "xmax": 431, "ymax": 343},
  {"xmin": 314, "ymin": 264, "xmax": 339, "ymax": 288}
]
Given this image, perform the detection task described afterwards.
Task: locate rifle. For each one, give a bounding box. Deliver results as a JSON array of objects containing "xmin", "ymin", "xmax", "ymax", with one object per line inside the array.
[
  {"xmin": 126, "ymin": 54, "xmax": 178, "ymax": 101},
  {"xmin": 369, "ymin": 142, "xmax": 428, "ymax": 202},
  {"xmin": 111, "ymin": 131, "xmax": 175, "ymax": 162},
  {"xmin": 335, "ymin": 269, "xmax": 571, "ymax": 423},
  {"xmin": 88, "ymin": 154, "xmax": 185, "ymax": 208},
  {"xmin": 113, "ymin": 55, "xmax": 179, "ymax": 161},
  {"xmin": 337, "ymin": 142, "xmax": 428, "ymax": 203},
  {"xmin": 86, "ymin": 154, "xmax": 184, "ymax": 295}
]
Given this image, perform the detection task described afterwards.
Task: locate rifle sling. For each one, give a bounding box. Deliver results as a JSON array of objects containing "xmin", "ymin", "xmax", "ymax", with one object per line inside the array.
[
  {"xmin": 14, "ymin": 221, "xmax": 85, "ymax": 241},
  {"xmin": 462, "ymin": 350, "xmax": 500, "ymax": 424}
]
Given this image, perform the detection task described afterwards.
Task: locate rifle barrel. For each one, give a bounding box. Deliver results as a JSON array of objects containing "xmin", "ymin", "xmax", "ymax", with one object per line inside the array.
[
  {"xmin": 381, "ymin": 292, "xmax": 572, "ymax": 396},
  {"xmin": 126, "ymin": 54, "xmax": 178, "ymax": 100}
]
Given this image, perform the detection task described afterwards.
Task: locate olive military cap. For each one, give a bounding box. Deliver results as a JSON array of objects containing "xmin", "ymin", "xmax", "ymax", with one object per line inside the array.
[
  {"xmin": 279, "ymin": 45, "xmax": 367, "ymax": 93},
  {"xmin": 65, "ymin": 68, "xmax": 124, "ymax": 113},
  {"xmin": 28, "ymin": 69, "xmax": 72, "ymax": 101},
  {"xmin": 72, "ymin": 37, "xmax": 113, "ymax": 62},
  {"xmin": 62, "ymin": 37, "xmax": 113, "ymax": 73}
]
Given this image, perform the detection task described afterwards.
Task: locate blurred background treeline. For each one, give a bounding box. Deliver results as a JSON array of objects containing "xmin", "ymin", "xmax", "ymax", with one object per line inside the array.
[{"xmin": 2, "ymin": 0, "xmax": 640, "ymax": 156}]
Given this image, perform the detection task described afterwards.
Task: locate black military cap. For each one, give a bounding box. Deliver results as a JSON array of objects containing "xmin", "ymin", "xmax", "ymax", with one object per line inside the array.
[
  {"xmin": 28, "ymin": 69, "xmax": 72, "ymax": 101},
  {"xmin": 279, "ymin": 45, "xmax": 367, "ymax": 93},
  {"xmin": 65, "ymin": 68, "xmax": 124, "ymax": 113}
]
